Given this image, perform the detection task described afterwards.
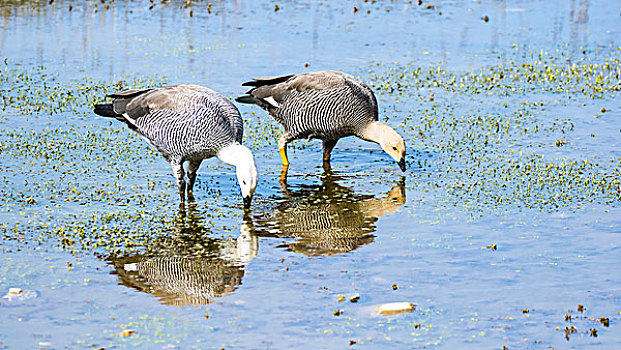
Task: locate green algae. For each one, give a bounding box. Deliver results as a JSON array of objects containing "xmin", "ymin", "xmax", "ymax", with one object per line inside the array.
[{"xmin": 2, "ymin": 46, "xmax": 620, "ymax": 258}]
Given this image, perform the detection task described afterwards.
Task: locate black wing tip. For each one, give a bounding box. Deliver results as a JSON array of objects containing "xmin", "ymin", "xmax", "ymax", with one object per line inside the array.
[
  {"xmin": 235, "ymin": 95, "xmax": 259, "ymax": 104},
  {"xmin": 106, "ymin": 92, "xmax": 124, "ymax": 99},
  {"xmin": 107, "ymin": 88, "xmax": 154, "ymax": 99},
  {"xmin": 240, "ymin": 74, "xmax": 295, "ymax": 88},
  {"xmin": 241, "ymin": 81, "xmax": 259, "ymax": 87}
]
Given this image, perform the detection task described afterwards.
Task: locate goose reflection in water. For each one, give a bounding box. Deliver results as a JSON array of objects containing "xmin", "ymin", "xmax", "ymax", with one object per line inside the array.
[
  {"xmin": 107, "ymin": 206, "xmax": 257, "ymax": 306},
  {"xmin": 107, "ymin": 176, "xmax": 404, "ymax": 304},
  {"xmin": 253, "ymin": 174, "xmax": 406, "ymax": 256}
]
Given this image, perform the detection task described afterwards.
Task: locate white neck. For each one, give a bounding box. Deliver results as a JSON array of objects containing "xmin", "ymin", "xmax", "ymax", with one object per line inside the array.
[
  {"xmin": 217, "ymin": 142, "xmax": 250, "ymax": 167},
  {"xmin": 359, "ymin": 121, "xmax": 389, "ymax": 144},
  {"xmin": 218, "ymin": 142, "xmax": 258, "ymax": 204}
]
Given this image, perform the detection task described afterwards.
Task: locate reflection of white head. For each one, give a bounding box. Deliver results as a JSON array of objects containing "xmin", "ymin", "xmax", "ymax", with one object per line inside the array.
[
  {"xmin": 236, "ymin": 221, "xmax": 258, "ymax": 263},
  {"xmin": 217, "ymin": 142, "xmax": 258, "ymax": 208},
  {"xmin": 216, "ymin": 220, "xmax": 258, "ymax": 264}
]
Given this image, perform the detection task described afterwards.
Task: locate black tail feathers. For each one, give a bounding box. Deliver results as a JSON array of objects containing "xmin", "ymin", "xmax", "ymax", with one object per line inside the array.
[
  {"xmin": 94, "ymin": 103, "xmax": 138, "ymax": 132},
  {"xmin": 94, "ymin": 104, "xmax": 119, "ymax": 118},
  {"xmin": 235, "ymin": 95, "xmax": 261, "ymax": 105}
]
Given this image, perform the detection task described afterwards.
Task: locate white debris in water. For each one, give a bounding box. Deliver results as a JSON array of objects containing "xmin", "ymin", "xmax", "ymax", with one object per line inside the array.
[
  {"xmin": 375, "ymin": 302, "xmax": 416, "ymax": 315},
  {"xmin": 3, "ymin": 288, "xmax": 37, "ymax": 302},
  {"xmin": 8, "ymin": 288, "xmax": 23, "ymax": 295}
]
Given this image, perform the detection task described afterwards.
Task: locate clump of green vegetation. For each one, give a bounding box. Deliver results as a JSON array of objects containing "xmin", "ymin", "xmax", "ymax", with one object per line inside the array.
[
  {"xmin": 0, "ymin": 59, "xmax": 168, "ymax": 116},
  {"xmin": 363, "ymin": 45, "xmax": 620, "ymax": 215},
  {"xmin": 0, "ymin": 59, "xmax": 246, "ymax": 256},
  {"xmin": 1, "ymin": 46, "xmax": 620, "ymax": 256},
  {"xmin": 368, "ymin": 45, "xmax": 621, "ymax": 98}
]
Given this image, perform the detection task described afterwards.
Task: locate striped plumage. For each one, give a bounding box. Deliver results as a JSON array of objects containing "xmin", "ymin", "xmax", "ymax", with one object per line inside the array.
[
  {"xmin": 236, "ymin": 71, "xmax": 406, "ymax": 175},
  {"xmin": 110, "ymin": 255, "xmax": 245, "ymax": 306},
  {"xmin": 108, "ymin": 207, "xmax": 257, "ymax": 305},
  {"xmin": 253, "ymin": 176, "xmax": 406, "ymax": 255},
  {"xmin": 94, "ymin": 84, "xmax": 258, "ymax": 207}
]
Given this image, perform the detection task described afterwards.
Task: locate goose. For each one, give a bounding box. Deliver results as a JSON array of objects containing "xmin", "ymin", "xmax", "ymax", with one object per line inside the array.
[
  {"xmin": 94, "ymin": 84, "xmax": 258, "ymax": 208},
  {"xmin": 235, "ymin": 70, "xmax": 406, "ymax": 178}
]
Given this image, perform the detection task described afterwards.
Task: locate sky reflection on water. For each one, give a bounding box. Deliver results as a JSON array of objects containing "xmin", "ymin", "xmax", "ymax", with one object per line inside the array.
[{"xmin": 0, "ymin": 1, "xmax": 620, "ymax": 349}]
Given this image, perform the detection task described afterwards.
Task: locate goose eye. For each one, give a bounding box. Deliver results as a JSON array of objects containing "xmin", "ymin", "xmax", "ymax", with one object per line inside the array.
[
  {"xmin": 243, "ymin": 181, "xmax": 247, "ymax": 185},
  {"xmin": 392, "ymin": 146, "xmax": 397, "ymax": 151}
]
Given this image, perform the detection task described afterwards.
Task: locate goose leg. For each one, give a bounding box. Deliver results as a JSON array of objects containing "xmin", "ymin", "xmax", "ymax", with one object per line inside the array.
[
  {"xmin": 279, "ymin": 164, "xmax": 289, "ymax": 185},
  {"xmin": 322, "ymin": 139, "xmax": 338, "ymax": 171},
  {"xmin": 186, "ymin": 159, "xmax": 202, "ymax": 201},
  {"xmin": 171, "ymin": 161, "xmax": 186, "ymax": 202},
  {"xmin": 278, "ymin": 134, "xmax": 290, "ymax": 167},
  {"xmin": 278, "ymin": 134, "xmax": 291, "ymax": 184}
]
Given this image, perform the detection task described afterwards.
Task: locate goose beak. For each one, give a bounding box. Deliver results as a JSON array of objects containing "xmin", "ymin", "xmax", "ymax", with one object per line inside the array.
[
  {"xmin": 397, "ymin": 158, "xmax": 406, "ymax": 172},
  {"xmin": 243, "ymin": 195, "xmax": 252, "ymax": 209}
]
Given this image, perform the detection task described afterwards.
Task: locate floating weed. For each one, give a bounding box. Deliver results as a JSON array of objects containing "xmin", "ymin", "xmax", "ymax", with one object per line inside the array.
[
  {"xmin": 0, "ymin": 59, "xmax": 253, "ymax": 256},
  {"xmin": 552, "ymin": 304, "xmax": 614, "ymax": 342},
  {"xmin": 0, "ymin": 59, "xmax": 167, "ymax": 116},
  {"xmin": 1, "ymin": 47, "xmax": 620, "ymax": 254},
  {"xmin": 359, "ymin": 46, "xmax": 621, "ymax": 218},
  {"xmin": 367, "ymin": 46, "xmax": 621, "ymax": 99}
]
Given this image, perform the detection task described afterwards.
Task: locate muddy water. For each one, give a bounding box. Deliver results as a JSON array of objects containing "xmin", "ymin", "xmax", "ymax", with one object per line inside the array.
[{"xmin": 1, "ymin": 0, "xmax": 620, "ymax": 349}]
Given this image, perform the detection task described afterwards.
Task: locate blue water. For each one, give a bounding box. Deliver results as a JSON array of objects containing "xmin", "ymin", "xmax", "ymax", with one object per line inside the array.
[{"xmin": 1, "ymin": 0, "xmax": 620, "ymax": 349}]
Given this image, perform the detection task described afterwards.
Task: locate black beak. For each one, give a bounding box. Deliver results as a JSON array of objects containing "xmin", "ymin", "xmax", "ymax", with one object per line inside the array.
[
  {"xmin": 243, "ymin": 195, "xmax": 252, "ymax": 209},
  {"xmin": 398, "ymin": 158, "xmax": 406, "ymax": 172}
]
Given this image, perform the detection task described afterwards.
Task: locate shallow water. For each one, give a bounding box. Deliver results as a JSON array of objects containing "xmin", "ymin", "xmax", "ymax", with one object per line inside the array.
[{"xmin": 1, "ymin": 0, "xmax": 620, "ymax": 349}]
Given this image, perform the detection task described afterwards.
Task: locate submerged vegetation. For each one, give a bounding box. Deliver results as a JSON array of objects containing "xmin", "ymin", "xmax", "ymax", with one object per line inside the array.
[
  {"xmin": 371, "ymin": 47, "xmax": 621, "ymax": 97},
  {"xmin": 366, "ymin": 46, "xmax": 620, "ymax": 215},
  {"xmin": 1, "ymin": 45, "xmax": 620, "ymax": 256},
  {"xmin": 0, "ymin": 61, "xmax": 168, "ymax": 116},
  {"xmin": 1, "ymin": 7, "xmax": 620, "ymax": 340},
  {"xmin": 0, "ymin": 1, "xmax": 620, "ymax": 349}
]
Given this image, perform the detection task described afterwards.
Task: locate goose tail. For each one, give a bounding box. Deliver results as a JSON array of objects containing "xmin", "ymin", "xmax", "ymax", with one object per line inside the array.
[
  {"xmin": 235, "ymin": 95, "xmax": 261, "ymax": 105},
  {"xmin": 94, "ymin": 103, "xmax": 138, "ymax": 132},
  {"xmin": 94, "ymin": 103, "xmax": 119, "ymax": 119}
]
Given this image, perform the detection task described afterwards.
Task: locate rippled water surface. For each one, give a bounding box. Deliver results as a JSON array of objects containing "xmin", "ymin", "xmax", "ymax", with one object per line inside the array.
[{"xmin": 1, "ymin": 0, "xmax": 620, "ymax": 349}]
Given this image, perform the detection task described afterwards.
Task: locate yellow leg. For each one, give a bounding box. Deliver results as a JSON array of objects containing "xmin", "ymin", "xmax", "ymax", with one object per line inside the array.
[
  {"xmin": 278, "ymin": 135, "xmax": 290, "ymax": 184},
  {"xmin": 279, "ymin": 147, "xmax": 289, "ymax": 167},
  {"xmin": 279, "ymin": 163, "xmax": 289, "ymax": 185}
]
